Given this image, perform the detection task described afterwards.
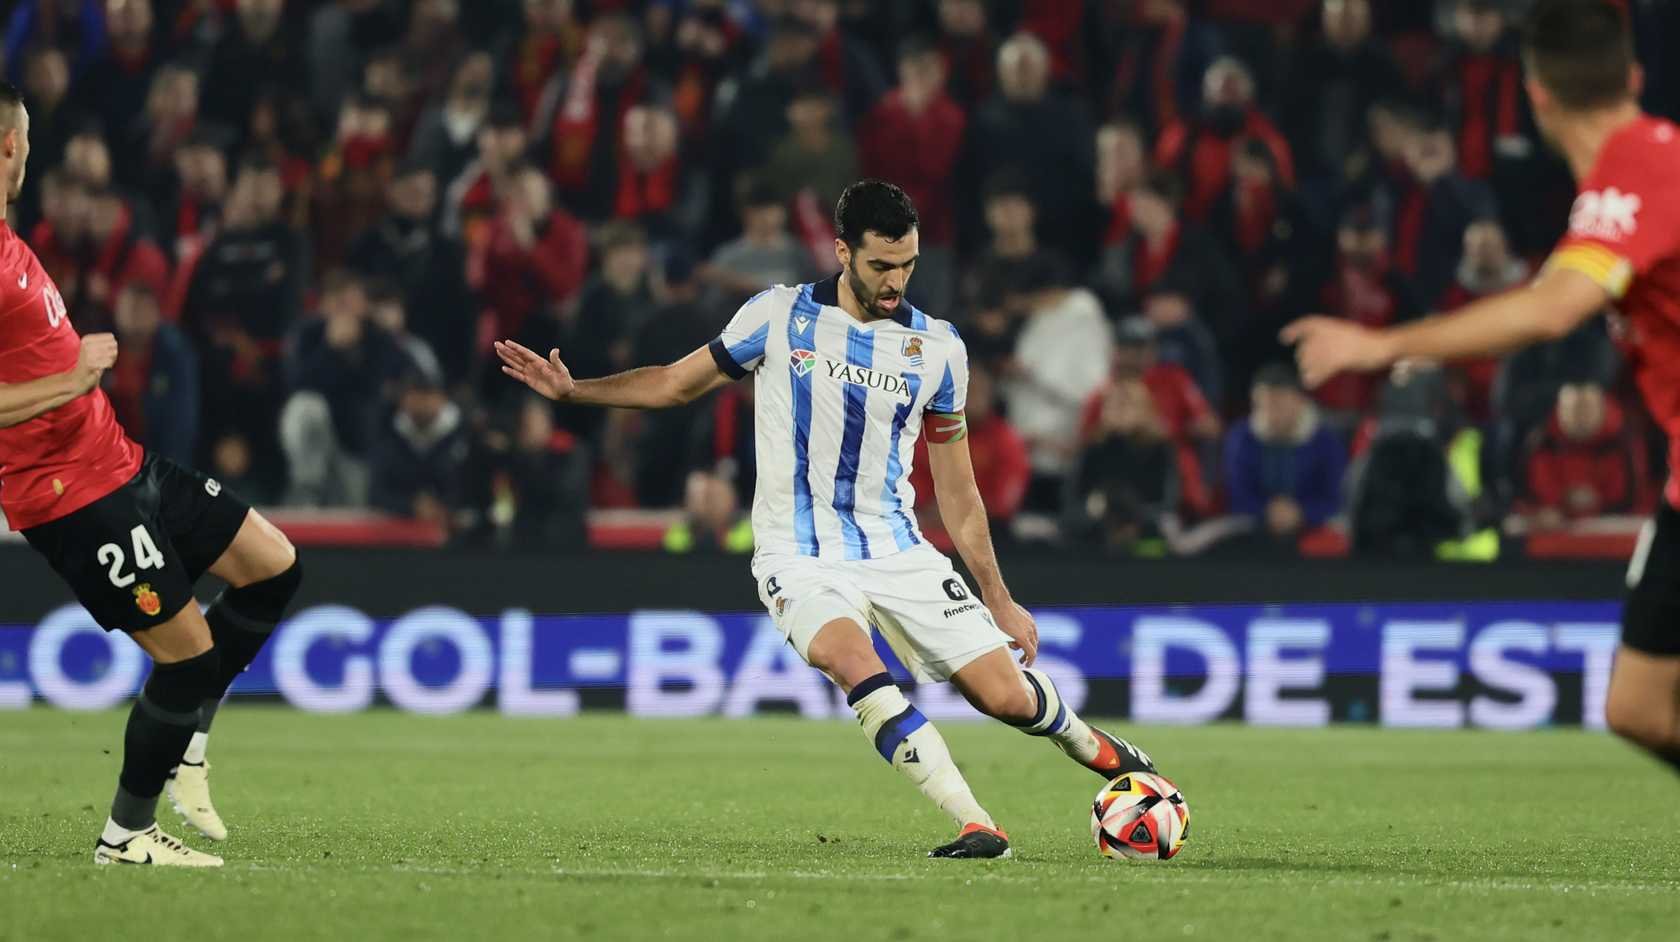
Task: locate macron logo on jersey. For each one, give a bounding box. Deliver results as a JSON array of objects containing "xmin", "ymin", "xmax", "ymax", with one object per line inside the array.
[{"xmin": 1570, "ymin": 187, "xmax": 1642, "ymax": 241}]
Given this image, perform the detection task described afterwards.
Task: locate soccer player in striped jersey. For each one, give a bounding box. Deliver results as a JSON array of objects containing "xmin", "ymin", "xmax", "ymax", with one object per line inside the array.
[{"xmin": 498, "ymin": 180, "xmax": 1161, "ymax": 858}]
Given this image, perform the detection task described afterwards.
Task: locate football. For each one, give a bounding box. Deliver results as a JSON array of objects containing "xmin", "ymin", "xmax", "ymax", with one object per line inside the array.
[{"xmin": 1091, "ymin": 772, "xmax": 1189, "ymax": 861}]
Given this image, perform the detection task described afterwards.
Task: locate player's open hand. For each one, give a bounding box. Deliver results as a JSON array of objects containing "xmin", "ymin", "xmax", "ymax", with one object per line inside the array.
[
  {"xmin": 1279, "ymin": 316, "xmax": 1396, "ymax": 389},
  {"xmin": 989, "ymin": 598, "xmax": 1038, "ymax": 667},
  {"xmin": 495, "ymin": 339, "xmax": 576, "ymax": 400},
  {"xmin": 74, "ymin": 333, "xmax": 119, "ymax": 392}
]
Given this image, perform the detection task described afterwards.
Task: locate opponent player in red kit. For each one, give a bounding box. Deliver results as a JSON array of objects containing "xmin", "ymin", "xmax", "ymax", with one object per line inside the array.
[
  {"xmin": 1287, "ymin": 0, "xmax": 1680, "ymax": 778},
  {"xmin": 0, "ymin": 81, "xmax": 303, "ymax": 864}
]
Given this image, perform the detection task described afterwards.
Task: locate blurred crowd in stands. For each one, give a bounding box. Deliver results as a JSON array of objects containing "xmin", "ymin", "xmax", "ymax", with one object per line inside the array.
[{"xmin": 5, "ymin": 0, "xmax": 1677, "ymax": 556}]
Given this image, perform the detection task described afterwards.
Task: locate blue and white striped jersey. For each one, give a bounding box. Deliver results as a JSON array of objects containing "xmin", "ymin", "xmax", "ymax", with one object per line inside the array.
[{"xmin": 707, "ymin": 275, "xmax": 969, "ymax": 561}]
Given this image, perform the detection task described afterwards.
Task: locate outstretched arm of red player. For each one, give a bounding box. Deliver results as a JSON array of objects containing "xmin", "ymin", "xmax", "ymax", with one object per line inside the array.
[
  {"xmin": 0, "ymin": 332, "xmax": 118, "ymax": 428},
  {"xmin": 1281, "ymin": 266, "xmax": 1609, "ymax": 388}
]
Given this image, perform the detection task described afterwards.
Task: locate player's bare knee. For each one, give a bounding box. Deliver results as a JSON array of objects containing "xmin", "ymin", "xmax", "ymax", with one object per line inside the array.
[
  {"xmin": 806, "ymin": 620, "xmax": 878, "ymax": 689},
  {"xmin": 1606, "ymin": 697, "xmax": 1680, "ymax": 751},
  {"xmin": 970, "ymin": 680, "xmax": 1036, "ymax": 724}
]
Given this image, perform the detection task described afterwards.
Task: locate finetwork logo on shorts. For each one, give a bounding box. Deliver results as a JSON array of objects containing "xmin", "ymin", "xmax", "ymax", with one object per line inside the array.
[{"xmin": 789, "ymin": 349, "xmax": 817, "ymax": 377}]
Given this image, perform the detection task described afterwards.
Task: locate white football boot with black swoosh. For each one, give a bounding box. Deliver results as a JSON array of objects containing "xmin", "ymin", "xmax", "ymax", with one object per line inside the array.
[
  {"xmin": 167, "ymin": 762, "xmax": 228, "ymax": 841},
  {"xmin": 94, "ymin": 824, "xmax": 223, "ymax": 867}
]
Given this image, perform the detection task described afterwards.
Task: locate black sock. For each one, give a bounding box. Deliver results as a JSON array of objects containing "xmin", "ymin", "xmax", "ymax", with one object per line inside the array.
[
  {"xmin": 205, "ymin": 558, "xmax": 301, "ymax": 697},
  {"xmin": 197, "ymin": 696, "xmax": 221, "ymax": 736},
  {"xmin": 1652, "ymin": 748, "xmax": 1680, "ymax": 778},
  {"xmin": 111, "ymin": 649, "xmax": 219, "ymax": 831}
]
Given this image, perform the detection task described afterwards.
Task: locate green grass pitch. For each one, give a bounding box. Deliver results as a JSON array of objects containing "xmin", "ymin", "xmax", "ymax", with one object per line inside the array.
[{"xmin": 2, "ymin": 708, "xmax": 1677, "ymax": 941}]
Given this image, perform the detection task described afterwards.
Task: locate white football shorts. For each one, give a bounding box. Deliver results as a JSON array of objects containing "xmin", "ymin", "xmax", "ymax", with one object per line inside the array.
[{"xmin": 750, "ymin": 543, "xmax": 1012, "ymax": 683}]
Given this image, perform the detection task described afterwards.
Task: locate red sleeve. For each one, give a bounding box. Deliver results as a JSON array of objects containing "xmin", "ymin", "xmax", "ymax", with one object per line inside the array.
[{"xmin": 1548, "ymin": 121, "xmax": 1680, "ymax": 298}]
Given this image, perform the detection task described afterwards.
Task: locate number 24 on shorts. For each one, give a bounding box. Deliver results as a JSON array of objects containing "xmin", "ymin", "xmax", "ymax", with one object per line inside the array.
[{"xmin": 96, "ymin": 525, "xmax": 166, "ymax": 588}]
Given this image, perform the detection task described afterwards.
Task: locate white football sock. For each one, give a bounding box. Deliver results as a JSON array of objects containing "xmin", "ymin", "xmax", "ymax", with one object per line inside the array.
[
  {"xmin": 101, "ymin": 816, "xmax": 146, "ymax": 844},
  {"xmin": 849, "ymin": 674, "xmax": 994, "ymax": 829},
  {"xmin": 1017, "ymin": 667, "xmax": 1099, "ymax": 763},
  {"xmin": 181, "ymin": 732, "xmax": 209, "ymax": 765}
]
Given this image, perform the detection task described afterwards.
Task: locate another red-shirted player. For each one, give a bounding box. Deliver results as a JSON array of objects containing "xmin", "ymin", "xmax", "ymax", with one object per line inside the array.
[
  {"xmin": 1286, "ymin": 0, "xmax": 1680, "ymax": 779},
  {"xmin": 0, "ymin": 81, "xmax": 302, "ymax": 865}
]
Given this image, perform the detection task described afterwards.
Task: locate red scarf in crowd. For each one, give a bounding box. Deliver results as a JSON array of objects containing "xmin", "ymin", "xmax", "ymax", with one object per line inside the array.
[
  {"xmin": 550, "ymin": 50, "xmax": 646, "ymax": 192},
  {"xmin": 1233, "ymin": 180, "xmax": 1277, "ymax": 254},
  {"xmin": 1455, "ymin": 52, "xmax": 1522, "ymax": 180},
  {"xmin": 1132, "ymin": 223, "xmax": 1181, "ymax": 294},
  {"xmin": 615, "ymin": 153, "xmax": 678, "ymax": 220}
]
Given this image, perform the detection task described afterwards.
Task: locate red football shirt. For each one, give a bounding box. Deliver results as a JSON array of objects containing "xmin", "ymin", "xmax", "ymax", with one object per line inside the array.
[
  {"xmin": 0, "ymin": 221, "xmax": 142, "ymax": 530},
  {"xmin": 1548, "ymin": 115, "xmax": 1680, "ymax": 508}
]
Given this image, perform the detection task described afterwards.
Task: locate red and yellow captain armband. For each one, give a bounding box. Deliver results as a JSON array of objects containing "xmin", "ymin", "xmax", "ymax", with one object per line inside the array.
[
  {"xmin": 1547, "ymin": 243, "xmax": 1634, "ymax": 299},
  {"xmin": 925, "ymin": 411, "xmax": 968, "ymax": 444}
]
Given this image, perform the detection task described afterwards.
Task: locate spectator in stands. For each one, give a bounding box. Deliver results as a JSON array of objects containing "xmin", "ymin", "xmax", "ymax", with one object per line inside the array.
[
  {"xmin": 1000, "ymin": 257, "xmax": 1113, "ymax": 511},
  {"xmin": 1438, "ymin": 0, "xmax": 1526, "ymax": 184},
  {"xmin": 615, "ymin": 102, "xmax": 686, "ymax": 239},
  {"xmin": 1154, "ymin": 56, "xmax": 1294, "ymax": 225},
  {"xmin": 1517, "ymin": 382, "xmax": 1653, "ymax": 530},
  {"xmin": 124, "ymin": 61, "xmax": 199, "ymax": 197},
  {"xmin": 1092, "ymin": 170, "xmax": 1245, "ymax": 358},
  {"xmin": 764, "ymin": 82, "xmax": 856, "ymax": 222},
  {"xmin": 1094, "ymin": 0, "xmax": 1188, "ymax": 137},
  {"xmin": 1312, "ymin": 197, "xmax": 1424, "ymax": 416},
  {"xmin": 1083, "ymin": 318, "xmax": 1220, "ymax": 517},
  {"xmin": 480, "ymin": 163, "xmax": 589, "ymax": 348},
  {"xmin": 14, "ymin": 46, "xmax": 75, "ymax": 233},
  {"xmin": 1142, "ymin": 290, "xmax": 1224, "ymax": 412},
  {"xmin": 910, "ymin": 363, "xmax": 1030, "ymax": 539},
  {"xmin": 408, "ymin": 50, "xmax": 494, "ymax": 193},
  {"xmin": 281, "ymin": 269, "xmax": 416, "ymax": 507},
  {"xmin": 702, "ymin": 175, "xmax": 811, "ymax": 304},
  {"xmin": 1224, "ymin": 363, "xmax": 1346, "ymax": 544},
  {"xmin": 73, "ymin": 0, "xmax": 157, "ymax": 143},
  {"xmin": 791, "ymin": 0, "xmax": 889, "ymax": 122},
  {"xmin": 959, "ymin": 172, "xmax": 1066, "ymax": 353},
  {"xmin": 350, "ymin": 161, "xmax": 475, "ymax": 385},
  {"xmin": 1348, "ymin": 367, "xmax": 1484, "ymax": 559},
  {"xmin": 313, "ymin": 93, "xmax": 397, "ymax": 270},
  {"xmin": 74, "ymin": 183, "xmax": 172, "ymax": 322},
  {"xmin": 181, "ymin": 154, "xmax": 309, "ymax": 500},
  {"xmin": 1209, "ymin": 137, "xmax": 1325, "ymax": 386},
  {"xmin": 1488, "ymin": 321, "xmax": 1620, "ymax": 507},
  {"xmin": 530, "ymin": 220, "xmax": 651, "ymax": 442},
  {"xmin": 370, "ymin": 367, "xmax": 472, "ymax": 526},
  {"xmin": 443, "ymin": 103, "xmax": 528, "ymax": 243},
  {"xmin": 1095, "ymin": 119, "xmax": 1148, "ymax": 246},
  {"xmin": 362, "ymin": 46, "xmax": 423, "ymax": 146},
  {"xmin": 366, "ymin": 279, "xmax": 444, "ymax": 390},
  {"xmin": 509, "ymin": 0, "xmax": 585, "ymax": 123},
  {"xmin": 541, "ymin": 12, "xmax": 651, "ymax": 221},
  {"xmin": 1280, "ymin": 0, "xmax": 1403, "ymax": 182},
  {"xmin": 961, "ymin": 30, "xmax": 1096, "ymax": 264},
  {"xmin": 934, "ymin": 0, "xmax": 996, "ymax": 110},
  {"xmin": 163, "ymin": 127, "xmax": 231, "ymax": 263},
  {"xmin": 201, "ymin": 0, "xmax": 306, "ymax": 135},
  {"xmin": 644, "ymin": 0, "xmax": 740, "ymax": 148},
  {"xmin": 1438, "ymin": 217, "xmax": 1531, "ymax": 423},
  {"xmin": 1066, "ymin": 375, "xmax": 1178, "ymax": 553},
  {"xmin": 106, "ymin": 281, "xmax": 198, "ymax": 465},
  {"xmin": 1391, "ymin": 106, "xmax": 1498, "ymax": 307},
  {"xmin": 860, "ymin": 34, "xmax": 964, "ymax": 317},
  {"xmin": 664, "ymin": 468, "xmax": 754, "ymax": 553},
  {"xmin": 706, "ymin": 17, "xmax": 818, "ymax": 236},
  {"xmin": 630, "ymin": 252, "xmax": 715, "ymax": 507},
  {"xmin": 478, "ymin": 394, "xmax": 590, "ymax": 550},
  {"xmin": 688, "ymin": 377, "xmax": 756, "ymax": 509}
]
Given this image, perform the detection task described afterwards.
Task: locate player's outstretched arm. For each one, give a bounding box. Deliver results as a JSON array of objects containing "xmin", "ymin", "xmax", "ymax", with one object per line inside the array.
[
  {"xmin": 495, "ymin": 340, "xmax": 731, "ymax": 408},
  {"xmin": 1281, "ymin": 266, "xmax": 1608, "ymax": 389},
  {"xmin": 0, "ymin": 332, "xmax": 118, "ymax": 428},
  {"xmin": 925, "ymin": 423, "xmax": 1038, "ymax": 666}
]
